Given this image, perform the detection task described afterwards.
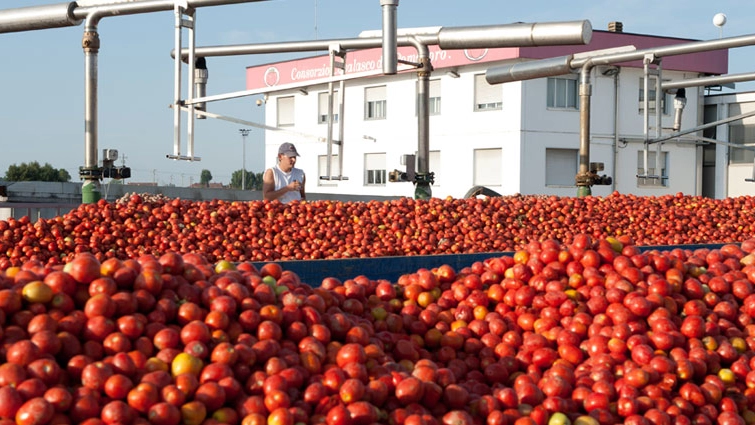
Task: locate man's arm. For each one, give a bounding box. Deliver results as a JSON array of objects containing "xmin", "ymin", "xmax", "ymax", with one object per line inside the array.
[{"xmin": 299, "ymin": 174, "xmax": 306, "ymax": 201}]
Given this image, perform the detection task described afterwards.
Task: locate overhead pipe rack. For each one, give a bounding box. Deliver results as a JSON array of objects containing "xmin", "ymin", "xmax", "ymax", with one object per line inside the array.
[
  {"xmin": 486, "ymin": 33, "xmax": 755, "ymax": 196},
  {"xmin": 174, "ymin": 20, "xmax": 592, "ymax": 200},
  {"xmin": 0, "ymin": 0, "xmax": 265, "ymax": 204}
]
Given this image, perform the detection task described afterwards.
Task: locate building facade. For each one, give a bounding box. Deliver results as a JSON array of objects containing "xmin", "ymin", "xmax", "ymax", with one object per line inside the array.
[
  {"xmin": 703, "ymin": 91, "xmax": 755, "ymax": 198},
  {"xmin": 246, "ymin": 29, "xmax": 732, "ymax": 199}
]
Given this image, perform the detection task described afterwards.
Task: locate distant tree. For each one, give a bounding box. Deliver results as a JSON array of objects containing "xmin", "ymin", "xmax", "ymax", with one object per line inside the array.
[
  {"xmin": 200, "ymin": 169, "xmax": 213, "ymax": 187},
  {"xmin": 230, "ymin": 170, "xmax": 263, "ymax": 190},
  {"xmin": 4, "ymin": 161, "xmax": 72, "ymax": 182}
]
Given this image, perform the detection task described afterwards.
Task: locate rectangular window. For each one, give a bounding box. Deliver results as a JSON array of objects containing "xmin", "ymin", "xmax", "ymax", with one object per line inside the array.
[
  {"xmin": 276, "ymin": 96, "xmax": 295, "ymax": 127},
  {"xmin": 637, "ymin": 150, "xmax": 669, "ymax": 187},
  {"xmin": 317, "ymin": 155, "xmax": 340, "ymax": 186},
  {"xmin": 547, "ymin": 77, "xmax": 578, "ymax": 109},
  {"xmin": 416, "ymin": 79, "xmax": 441, "ymax": 116},
  {"xmin": 318, "ymin": 91, "xmax": 340, "ymax": 124},
  {"xmin": 365, "ymin": 86, "xmax": 387, "ymax": 120},
  {"xmin": 638, "ymin": 77, "xmax": 670, "ymax": 115},
  {"xmin": 364, "ymin": 153, "xmax": 386, "ymax": 186},
  {"xmin": 728, "ymin": 102, "xmax": 755, "ymax": 164},
  {"xmin": 474, "ymin": 74, "xmax": 502, "ymax": 111},
  {"xmin": 545, "ymin": 148, "xmax": 578, "ymax": 186},
  {"xmin": 473, "ymin": 148, "xmax": 502, "ymax": 186}
]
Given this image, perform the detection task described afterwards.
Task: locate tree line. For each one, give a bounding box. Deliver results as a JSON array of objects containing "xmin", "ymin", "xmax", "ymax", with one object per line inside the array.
[{"xmin": 3, "ymin": 163, "xmax": 262, "ymax": 190}]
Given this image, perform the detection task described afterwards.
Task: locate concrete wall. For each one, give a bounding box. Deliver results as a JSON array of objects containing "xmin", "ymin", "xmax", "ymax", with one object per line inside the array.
[{"xmin": 0, "ymin": 181, "xmax": 401, "ymax": 221}]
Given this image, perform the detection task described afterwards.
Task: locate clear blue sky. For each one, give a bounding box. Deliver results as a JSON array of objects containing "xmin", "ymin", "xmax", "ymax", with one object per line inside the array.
[{"xmin": 1, "ymin": 0, "xmax": 754, "ymax": 186}]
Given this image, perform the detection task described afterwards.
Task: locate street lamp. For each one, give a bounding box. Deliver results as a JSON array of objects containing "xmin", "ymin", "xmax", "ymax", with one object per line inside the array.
[{"xmin": 239, "ymin": 129, "xmax": 250, "ymax": 190}]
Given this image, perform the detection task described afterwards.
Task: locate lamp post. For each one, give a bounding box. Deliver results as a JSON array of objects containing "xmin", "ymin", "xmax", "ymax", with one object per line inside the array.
[{"xmin": 239, "ymin": 128, "xmax": 250, "ymax": 190}]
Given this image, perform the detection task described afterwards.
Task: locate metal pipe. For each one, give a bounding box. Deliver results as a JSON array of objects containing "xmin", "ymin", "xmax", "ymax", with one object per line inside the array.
[
  {"xmin": 326, "ymin": 49, "xmax": 337, "ymax": 179},
  {"xmin": 611, "ymin": 67, "xmax": 621, "ymax": 192},
  {"xmin": 655, "ymin": 60, "xmax": 663, "ymax": 181},
  {"xmin": 648, "ymin": 109, "xmax": 755, "ymax": 145},
  {"xmin": 570, "ymin": 33, "xmax": 755, "ymax": 68},
  {"xmin": 337, "ymin": 78, "xmax": 346, "ymax": 179},
  {"xmin": 71, "ymin": 0, "xmax": 263, "ymax": 21},
  {"xmin": 176, "ymin": 20, "xmax": 592, "ymax": 59},
  {"xmin": 0, "ymin": 2, "xmax": 81, "ymax": 33},
  {"xmin": 173, "ymin": 4, "xmax": 183, "ymax": 159},
  {"xmin": 415, "ymin": 38, "xmax": 431, "ymax": 200},
  {"xmin": 576, "ymin": 62, "xmax": 592, "ymax": 197},
  {"xmin": 380, "ymin": 0, "xmax": 398, "ymax": 75},
  {"xmin": 81, "ymin": 15, "xmax": 101, "ymax": 204},
  {"xmin": 486, "ymin": 56, "xmax": 573, "ymax": 85},
  {"xmin": 662, "ymin": 71, "xmax": 755, "ymax": 90},
  {"xmin": 438, "ymin": 20, "xmax": 592, "ymax": 49}
]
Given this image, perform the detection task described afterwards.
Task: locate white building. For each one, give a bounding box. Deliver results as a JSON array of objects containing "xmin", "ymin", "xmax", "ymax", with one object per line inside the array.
[
  {"xmin": 703, "ymin": 91, "xmax": 755, "ymax": 198},
  {"xmin": 246, "ymin": 27, "xmax": 744, "ymax": 199}
]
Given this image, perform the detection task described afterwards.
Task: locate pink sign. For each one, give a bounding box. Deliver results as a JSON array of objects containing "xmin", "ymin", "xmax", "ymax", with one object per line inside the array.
[{"xmin": 246, "ymin": 31, "xmax": 728, "ymax": 91}]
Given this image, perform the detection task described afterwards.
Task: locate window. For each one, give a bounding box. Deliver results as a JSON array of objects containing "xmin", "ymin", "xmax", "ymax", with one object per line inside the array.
[
  {"xmin": 365, "ymin": 86, "xmax": 387, "ymax": 120},
  {"xmin": 364, "ymin": 153, "xmax": 386, "ymax": 186},
  {"xmin": 547, "ymin": 77, "xmax": 578, "ymax": 109},
  {"xmin": 728, "ymin": 102, "xmax": 755, "ymax": 164},
  {"xmin": 317, "ymin": 155, "xmax": 340, "ymax": 186},
  {"xmin": 637, "ymin": 150, "xmax": 669, "ymax": 187},
  {"xmin": 318, "ymin": 91, "xmax": 340, "ymax": 124},
  {"xmin": 638, "ymin": 77, "xmax": 670, "ymax": 115},
  {"xmin": 277, "ymin": 96, "xmax": 295, "ymax": 127},
  {"xmin": 473, "ymin": 148, "xmax": 502, "ymax": 186},
  {"xmin": 416, "ymin": 79, "xmax": 441, "ymax": 116},
  {"xmin": 474, "ymin": 74, "xmax": 502, "ymax": 111},
  {"xmin": 545, "ymin": 148, "xmax": 578, "ymax": 186}
]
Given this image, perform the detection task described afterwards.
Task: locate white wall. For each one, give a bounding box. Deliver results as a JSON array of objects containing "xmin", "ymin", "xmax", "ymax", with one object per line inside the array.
[
  {"xmin": 704, "ymin": 91, "xmax": 755, "ymax": 197},
  {"xmin": 263, "ymin": 63, "xmax": 709, "ymax": 199}
]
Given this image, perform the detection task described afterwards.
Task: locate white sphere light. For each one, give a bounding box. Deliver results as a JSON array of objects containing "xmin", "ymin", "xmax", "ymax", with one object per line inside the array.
[{"xmin": 713, "ymin": 13, "xmax": 727, "ymax": 28}]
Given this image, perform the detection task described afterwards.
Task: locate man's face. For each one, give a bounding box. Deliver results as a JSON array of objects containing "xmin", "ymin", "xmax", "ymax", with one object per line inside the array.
[{"xmin": 279, "ymin": 154, "xmax": 297, "ymax": 170}]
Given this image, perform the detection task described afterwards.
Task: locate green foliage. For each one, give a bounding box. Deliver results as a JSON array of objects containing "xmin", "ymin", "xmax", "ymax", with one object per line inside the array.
[
  {"xmin": 230, "ymin": 170, "xmax": 263, "ymax": 190},
  {"xmin": 4, "ymin": 161, "xmax": 72, "ymax": 182},
  {"xmin": 200, "ymin": 169, "xmax": 213, "ymax": 186}
]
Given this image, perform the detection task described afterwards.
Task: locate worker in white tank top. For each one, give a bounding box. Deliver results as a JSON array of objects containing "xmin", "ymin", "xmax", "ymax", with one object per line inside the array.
[{"xmin": 263, "ymin": 142, "xmax": 306, "ymax": 204}]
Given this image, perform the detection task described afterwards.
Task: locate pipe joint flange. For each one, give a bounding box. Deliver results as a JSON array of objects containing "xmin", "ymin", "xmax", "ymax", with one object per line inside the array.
[
  {"xmin": 79, "ymin": 166, "xmax": 103, "ymax": 181},
  {"xmin": 82, "ymin": 31, "xmax": 100, "ymax": 53},
  {"xmin": 418, "ymin": 57, "xmax": 434, "ymax": 74},
  {"xmin": 575, "ymin": 172, "xmax": 593, "ymax": 186},
  {"xmin": 414, "ymin": 172, "xmax": 435, "ymax": 185}
]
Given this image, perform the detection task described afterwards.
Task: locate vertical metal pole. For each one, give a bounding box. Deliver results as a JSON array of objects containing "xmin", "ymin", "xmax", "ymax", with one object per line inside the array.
[
  {"xmin": 380, "ymin": 0, "xmax": 398, "ymax": 75},
  {"xmin": 642, "ymin": 56, "xmax": 651, "ymax": 177},
  {"xmin": 337, "ymin": 79, "xmax": 346, "ymax": 178},
  {"xmin": 576, "ymin": 64, "xmax": 592, "ymax": 197},
  {"xmin": 239, "ymin": 128, "xmax": 250, "ymax": 190},
  {"xmin": 81, "ymin": 18, "xmax": 101, "ymax": 204},
  {"xmin": 326, "ymin": 50, "xmax": 335, "ymax": 179},
  {"xmin": 186, "ymin": 8, "xmax": 196, "ymax": 159},
  {"xmin": 173, "ymin": 4, "xmax": 183, "ymax": 158},
  {"xmin": 655, "ymin": 61, "xmax": 663, "ymax": 183},
  {"xmin": 415, "ymin": 56, "xmax": 432, "ymax": 200}
]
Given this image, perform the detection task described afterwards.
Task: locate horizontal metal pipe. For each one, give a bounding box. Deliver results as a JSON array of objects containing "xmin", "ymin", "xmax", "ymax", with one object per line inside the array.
[
  {"xmin": 486, "ymin": 55, "xmax": 573, "ymax": 85},
  {"xmin": 571, "ymin": 33, "xmax": 755, "ymax": 68},
  {"xmin": 437, "ymin": 20, "xmax": 592, "ymax": 49},
  {"xmin": 0, "ymin": 2, "xmax": 81, "ymax": 33},
  {"xmin": 0, "ymin": 0, "xmax": 263, "ymax": 33},
  {"xmin": 72, "ymin": 0, "xmax": 263, "ymax": 21},
  {"xmin": 177, "ymin": 20, "xmax": 592, "ymax": 59},
  {"xmin": 662, "ymin": 71, "xmax": 755, "ymax": 90},
  {"xmin": 648, "ymin": 109, "xmax": 755, "ymax": 145}
]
